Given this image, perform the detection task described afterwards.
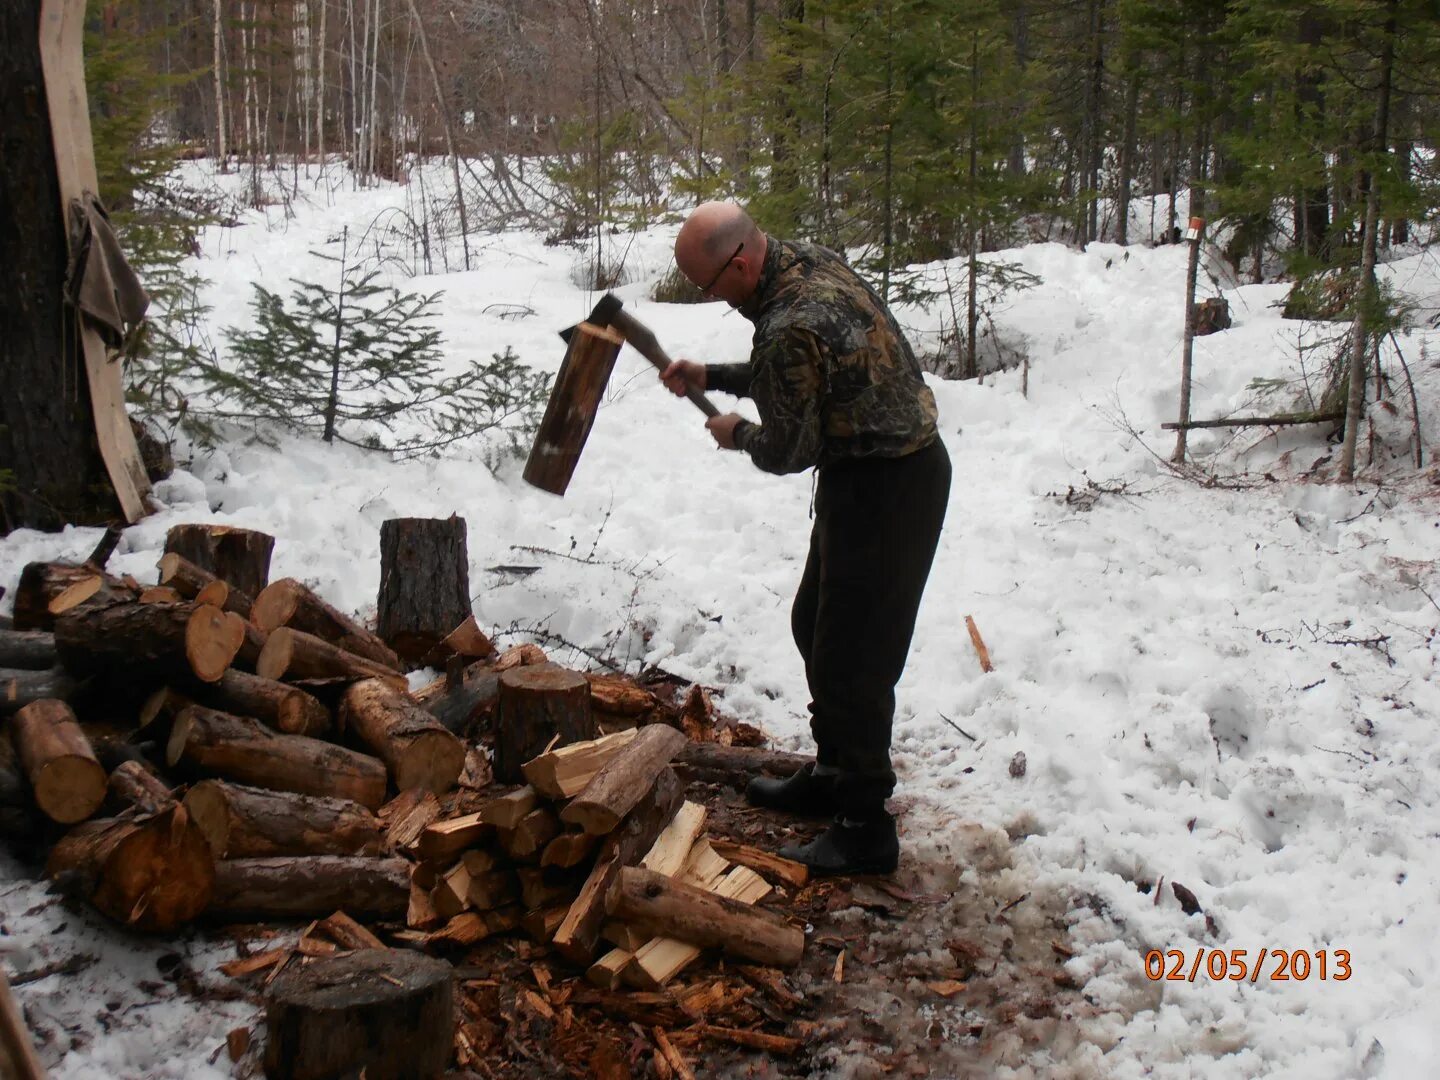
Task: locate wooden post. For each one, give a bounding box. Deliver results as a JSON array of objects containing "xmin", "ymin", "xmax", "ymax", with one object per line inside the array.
[
  {"xmin": 493, "ymin": 663, "xmax": 595, "ymax": 784},
  {"xmin": 376, "ymin": 516, "xmax": 472, "ymax": 665},
  {"xmin": 1172, "ymin": 215, "xmax": 1205, "ymax": 464},
  {"xmin": 523, "ymin": 322, "xmax": 626, "ymax": 496}
]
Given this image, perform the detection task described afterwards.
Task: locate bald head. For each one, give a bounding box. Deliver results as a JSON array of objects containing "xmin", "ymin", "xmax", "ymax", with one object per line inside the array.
[{"xmin": 674, "ymin": 201, "xmax": 767, "ymax": 305}]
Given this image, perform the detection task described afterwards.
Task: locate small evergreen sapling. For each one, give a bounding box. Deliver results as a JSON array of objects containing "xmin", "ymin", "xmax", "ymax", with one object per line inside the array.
[{"xmin": 216, "ymin": 229, "xmax": 549, "ymax": 458}]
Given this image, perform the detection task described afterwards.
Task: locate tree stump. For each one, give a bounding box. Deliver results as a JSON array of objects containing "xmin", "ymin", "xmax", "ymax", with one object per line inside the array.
[
  {"xmin": 164, "ymin": 524, "xmax": 274, "ymax": 598},
  {"xmin": 1193, "ymin": 297, "xmax": 1232, "ymax": 336},
  {"xmin": 376, "ymin": 516, "xmax": 472, "ymax": 666},
  {"xmin": 263, "ymin": 950, "xmax": 454, "ymax": 1080},
  {"xmin": 493, "ymin": 663, "xmax": 595, "ymax": 784}
]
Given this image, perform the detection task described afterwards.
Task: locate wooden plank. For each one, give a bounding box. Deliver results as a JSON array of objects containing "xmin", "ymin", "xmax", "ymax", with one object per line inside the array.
[{"xmin": 38, "ymin": 0, "xmax": 150, "ymax": 522}]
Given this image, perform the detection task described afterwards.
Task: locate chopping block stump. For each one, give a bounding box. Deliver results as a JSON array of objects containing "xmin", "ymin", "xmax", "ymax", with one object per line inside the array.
[{"xmin": 263, "ymin": 950, "xmax": 453, "ymax": 1079}]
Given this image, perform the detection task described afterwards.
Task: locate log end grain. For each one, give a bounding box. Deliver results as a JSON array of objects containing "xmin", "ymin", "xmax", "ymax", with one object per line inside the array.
[
  {"xmin": 251, "ymin": 579, "xmax": 302, "ymax": 634},
  {"xmin": 33, "ymin": 754, "xmax": 107, "ymax": 824},
  {"xmin": 185, "ymin": 605, "xmax": 246, "ymax": 682},
  {"xmin": 255, "ymin": 627, "xmax": 296, "ymax": 681}
]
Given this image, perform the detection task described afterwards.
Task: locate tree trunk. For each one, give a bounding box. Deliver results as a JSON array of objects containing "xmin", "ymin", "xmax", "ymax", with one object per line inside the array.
[
  {"xmin": 263, "ymin": 951, "xmax": 453, "ymax": 1080},
  {"xmin": 11, "ymin": 698, "xmax": 106, "ymax": 823},
  {"xmin": 338, "ymin": 678, "xmax": 464, "ymax": 794},
  {"xmin": 209, "ymin": 855, "xmax": 410, "ymax": 919},
  {"xmin": 164, "ymin": 524, "xmax": 274, "ymax": 598},
  {"xmin": 375, "ymin": 516, "xmax": 471, "ymax": 666},
  {"xmin": 166, "ymin": 705, "xmax": 389, "ymax": 809},
  {"xmin": 522, "ymin": 322, "xmax": 626, "ymax": 496},
  {"xmin": 253, "ymin": 578, "xmax": 401, "ymax": 671},
  {"xmin": 184, "ymin": 779, "xmax": 385, "ymax": 858},
  {"xmin": 1171, "ymin": 219, "xmax": 1204, "ymax": 463},
  {"xmin": 493, "ymin": 663, "xmax": 595, "ymax": 784}
]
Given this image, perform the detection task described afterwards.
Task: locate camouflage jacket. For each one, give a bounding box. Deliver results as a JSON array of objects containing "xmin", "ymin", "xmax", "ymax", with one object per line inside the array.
[{"xmin": 707, "ymin": 237, "xmax": 938, "ymax": 475}]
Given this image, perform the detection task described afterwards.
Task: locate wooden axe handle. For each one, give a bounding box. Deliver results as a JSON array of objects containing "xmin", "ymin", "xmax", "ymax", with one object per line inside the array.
[{"xmin": 610, "ymin": 309, "xmax": 721, "ymax": 418}]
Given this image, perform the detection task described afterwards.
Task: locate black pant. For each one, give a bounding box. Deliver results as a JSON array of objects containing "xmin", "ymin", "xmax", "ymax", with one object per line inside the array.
[{"xmin": 791, "ymin": 437, "xmax": 951, "ymax": 818}]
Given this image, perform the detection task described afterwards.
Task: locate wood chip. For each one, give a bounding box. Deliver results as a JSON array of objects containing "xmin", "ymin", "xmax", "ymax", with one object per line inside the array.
[
  {"xmin": 219, "ymin": 946, "xmax": 290, "ymax": 978},
  {"xmin": 833, "ymin": 948, "xmax": 845, "ymax": 983},
  {"xmin": 226, "ymin": 1026, "xmax": 250, "ymax": 1062},
  {"xmin": 652, "ymin": 1026, "xmax": 695, "ymax": 1080},
  {"xmin": 927, "ymin": 979, "xmax": 967, "ymax": 998}
]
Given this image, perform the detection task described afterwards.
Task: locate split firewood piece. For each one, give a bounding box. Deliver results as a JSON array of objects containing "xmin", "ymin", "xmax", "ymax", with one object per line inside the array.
[
  {"xmin": 195, "ymin": 669, "xmax": 331, "ymax": 738},
  {"xmin": 493, "ymin": 643, "xmax": 547, "ymax": 672},
  {"xmin": 1, "ymin": 967, "xmax": 47, "ymax": 1080},
  {"xmin": 467, "ymin": 869, "xmax": 519, "ymax": 911},
  {"xmin": 11, "ymin": 699, "xmax": 106, "ymax": 823},
  {"xmin": 965, "ymin": 614, "xmax": 994, "ymax": 673},
  {"xmin": 602, "ymin": 921, "xmax": 651, "ymax": 952},
  {"xmin": 624, "ymin": 867, "xmax": 772, "ymax": 989},
  {"xmin": 612, "ymin": 865, "xmax": 800, "ymax": 975},
  {"xmin": 338, "ymin": 678, "xmax": 464, "ymax": 795},
  {"xmin": 673, "ymin": 742, "xmax": 813, "ymax": 789},
  {"xmin": 47, "ymin": 804, "xmax": 215, "ymax": 931},
  {"xmin": 163, "ymin": 524, "xmax": 274, "ymax": 599},
  {"xmin": 493, "ymin": 662, "xmax": 595, "ymax": 784},
  {"xmin": 431, "ymin": 860, "xmax": 475, "ymax": 919},
  {"xmin": 679, "ymin": 839, "xmax": 730, "ymax": 891},
  {"xmin": 478, "ymin": 785, "xmax": 538, "ymax": 830},
  {"xmin": 685, "ymin": 1024, "xmax": 803, "ymax": 1056},
  {"xmin": 736, "ymin": 965, "xmax": 806, "ymax": 1010},
  {"xmin": 585, "ymin": 673, "xmax": 657, "ymax": 717},
  {"xmin": 157, "ymin": 552, "xmax": 254, "ymax": 618},
  {"xmin": 209, "ymin": 856, "xmax": 410, "ymax": 920},
  {"xmin": 166, "ymin": 705, "xmax": 388, "ymax": 810},
  {"xmin": 184, "ymin": 780, "xmax": 386, "ymax": 858},
  {"xmin": 1, "ymin": 666, "xmax": 86, "ymax": 717},
  {"xmin": 0, "ymin": 629, "xmax": 57, "ymax": 671},
  {"xmin": 382, "ymin": 788, "xmax": 440, "ymax": 850},
  {"xmin": 541, "ymin": 829, "xmax": 599, "ymax": 870},
  {"xmin": 256, "ymin": 628, "xmax": 406, "ymax": 688},
  {"xmin": 522, "ymin": 904, "xmax": 568, "ymax": 943},
  {"xmin": 587, "ymin": 948, "xmax": 632, "ymax": 990},
  {"xmin": 561, "ymin": 725, "xmax": 689, "ymax": 836},
  {"xmin": 252, "ymin": 579, "xmax": 401, "ymax": 672},
  {"xmin": 551, "ymin": 767, "xmax": 682, "ymax": 966},
  {"xmin": 139, "ymin": 586, "xmax": 183, "ymax": 604},
  {"xmin": 522, "ymin": 728, "xmax": 638, "ymax": 800},
  {"xmin": 263, "ymin": 950, "xmax": 453, "ymax": 1080},
  {"xmin": 517, "ymin": 867, "xmax": 577, "ymax": 911},
  {"xmin": 498, "ymin": 806, "xmax": 560, "ymax": 861},
  {"xmin": 640, "ymin": 801, "xmax": 707, "ymax": 878},
  {"xmin": 415, "ymin": 812, "xmax": 493, "ymax": 863},
  {"xmin": 317, "ymin": 910, "xmax": 387, "ymax": 952},
  {"xmin": 407, "ymin": 873, "xmax": 442, "ymax": 930},
  {"xmin": 376, "ymin": 516, "xmax": 473, "ymax": 666},
  {"xmin": 107, "ymin": 760, "xmax": 176, "ymax": 815},
  {"xmin": 677, "ymin": 685, "xmax": 716, "ymax": 743},
  {"xmin": 708, "ymin": 839, "xmax": 810, "ymax": 889}
]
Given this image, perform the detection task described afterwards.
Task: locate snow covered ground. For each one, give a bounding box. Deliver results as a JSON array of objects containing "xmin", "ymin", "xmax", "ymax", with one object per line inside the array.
[{"xmin": 4, "ymin": 165, "xmax": 1440, "ymax": 1077}]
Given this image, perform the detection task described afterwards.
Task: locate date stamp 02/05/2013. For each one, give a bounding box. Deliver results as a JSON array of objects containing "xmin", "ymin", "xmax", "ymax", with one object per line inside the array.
[{"xmin": 1144, "ymin": 948, "xmax": 1353, "ymax": 984}]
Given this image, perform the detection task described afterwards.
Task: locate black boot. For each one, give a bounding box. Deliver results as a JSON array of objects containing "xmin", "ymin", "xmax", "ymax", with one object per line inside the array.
[
  {"xmin": 745, "ymin": 763, "xmax": 839, "ymax": 818},
  {"xmin": 779, "ymin": 813, "xmax": 899, "ymax": 876}
]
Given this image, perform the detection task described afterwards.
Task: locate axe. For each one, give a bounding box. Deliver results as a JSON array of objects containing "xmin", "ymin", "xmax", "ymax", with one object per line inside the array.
[{"xmin": 560, "ymin": 292, "xmax": 720, "ymax": 418}]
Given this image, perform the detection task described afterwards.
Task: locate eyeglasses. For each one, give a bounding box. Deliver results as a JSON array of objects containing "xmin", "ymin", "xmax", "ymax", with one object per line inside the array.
[{"xmin": 696, "ymin": 242, "xmax": 744, "ymax": 295}]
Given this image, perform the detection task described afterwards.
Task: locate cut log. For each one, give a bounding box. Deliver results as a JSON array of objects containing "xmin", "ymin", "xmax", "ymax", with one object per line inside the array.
[
  {"xmin": 163, "ymin": 524, "xmax": 274, "ymax": 599},
  {"xmin": 623, "ymin": 865, "xmax": 770, "ymax": 989},
  {"xmin": 420, "ymin": 663, "xmax": 499, "ymax": 736},
  {"xmin": 46, "ymin": 804, "xmax": 214, "ymax": 931},
  {"xmin": 194, "ymin": 669, "xmax": 331, "ymax": 738},
  {"xmin": 257, "ymin": 628, "xmax": 406, "ymax": 688},
  {"xmin": 477, "ymin": 785, "xmax": 538, "ymax": 830},
  {"xmin": 184, "ymin": 604, "xmax": 249, "ymax": 682},
  {"xmin": 0, "ymin": 629, "xmax": 56, "ymax": 670},
  {"xmin": 522, "ymin": 904, "xmax": 568, "ymax": 943},
  {"xmin": 11, "ymin": 699, "xmax": 106, "ymax": 823},
  {"xmin": 523, "ymin": 321, "xmax": 626, "ymax": 495},
  {"xmin": 551, "ymin": 766, "xmax": 682, "ymax": 966},
  {"xmin": 209, "ymin": 856, "xmax": 410, "ymax": 920},
  {"xmin": 139, "ymin": 586, "xmax": 183, "ymax": 604},
  {"xmin": 108, "ymin": 760, "xmax": 175, "ymax": 815},
  {"xmin": 640, "ymin": 801, "xmax": 707, "ymax": 878},
  {"xmin": 338, "ymin": 679, "xmax": 464, "ymax": 795},
  {"xmin": 184, "ymin": 780, "xmax": 385, "ymax": 858},
  {"xmin": 166, "ymin": 705, "xmax": 388, "ymax": 810},
  {"xmin": 561, "ymin": 725, "xmax": 688, "ymax": 835},
  {"xmin": 709, "ymin": 839, "xmax": 810, "ymax": 889},
  {"xmin": 157, "ymin": 552, "xmax": 254, "ymax": 618},
  {"xmin": 497, "ymin": 806, "xmax": 560, "ymax": 861},
  {"xmin": 263, "ymin": 950, "xmax": 453, "ymax": 1080},
  {"xmin": 135, "ymin": 686, "xmax": 192, "ymax": 737},
  {"xmin": 252, "ymin": 578, "xmax": 401, "ymax": 671},
  {"xmin": 610, "ymin": 865, "xmax": 801, "ymax": 969},
  {"xmin": 522, "ymin": 728, "xmax": 639, "ymax": 800},
  {"xmin": 541, "ymin": 830, "xmax": 599, "ymax": 870},
  {"xmin": 12, "ymin": 562, "xmax": 135, "ymax": 631},
  {"xmin": 585, "ymin": 673, "xmax": 657, "ymax": 716},
  {"xmin": 673, "ymin": 743, "xmax": 813, "ymax": 789},
  {"xmin": 53, "ymin": 598, "xmax": 244, "ymax": 686},
  {"xmin": 2, "ymin": 665, "xmax": 86, "ymax": 716},
  {"xmin": 493, "ymin": 662, "xmax": 595, "ymax": 784},
  {"xmin": 376, "ymin": 516, "xmax": 472, "ymax": 666}
]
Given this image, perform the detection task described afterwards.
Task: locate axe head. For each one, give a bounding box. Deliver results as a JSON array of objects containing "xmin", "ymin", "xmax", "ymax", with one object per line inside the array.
[{"xmin": 559, "ymin": 291, "xmax": 624, "ymax": 344}]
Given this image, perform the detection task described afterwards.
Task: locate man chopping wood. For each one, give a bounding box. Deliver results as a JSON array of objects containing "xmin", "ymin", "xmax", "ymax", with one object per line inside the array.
[{"xmin": 662, "ymin": 202, "xmax": 951, "ymax": 876}]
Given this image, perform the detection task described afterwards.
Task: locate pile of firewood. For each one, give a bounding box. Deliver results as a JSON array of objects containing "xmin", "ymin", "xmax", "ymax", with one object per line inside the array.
[{"xmin": 1, "ymin": 519, "xmax": 819, "ymax": 1074}]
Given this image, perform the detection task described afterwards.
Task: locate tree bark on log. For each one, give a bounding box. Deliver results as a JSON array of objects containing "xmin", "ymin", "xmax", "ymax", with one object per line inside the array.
[
  {"xmin": 53, "ymin": 598, "xmax": 245, "ymax": 686},
  {"xmin": 673, "ymin": 743, "xmax": 812, "ymax": 788},
  {"xmin": 607, "ymin": 865, "xmax": 804, "ymax": 967},
  {"xmin": 208, "ymin": 856, "xmax": 410, "ymax": 920},
  {"xmin": 256, "ymin": 628, "xmax": 406, "ymax": 688},
  {"xmin": 2, "ymin": 665, "xmax": 87, "ymax": 716},
  {"xmin": 523, "ymin": 322, "xmax": 626, "ymax": 496},
  {"xmin": 11, "ymin": 563, "xmax": 137, "ymax": 631},
  {"xmin": 157, "ymin": 552, "xmax": 254, "ymax": 618},
  {"xmin": 339, "ymin": 679, "xmax": 464, "ymax": 795},
  {"xmin": 552, "ymin": 766, "xmax": 682, "ymax": 966},
  {"xmin": 561, "ymin": 725, "xmax": 688, "ymax": 835},
  {"xmin": 195, "ymin": 669, "xmax": 331, "ymax": 738},
  {"xmin": 493, "ymin": 663, "xmax": 595, "ymax": 784},
  {"xmin": 0, "ymin": 630, "xmax": 56, "ymax": 670},
  {"xmin": 252, "ymin": 579, "xmax": 401, "ymax": 671},
  {"xmin": 46, "ymin": 804, "xmax": 215, "ymax": 931},
  {"xmin": 263, "ymin": 950, "xmax": 454, "ymax": 1080},
  {"xmin": 376, "ymin": 516, "xmax": 472, "ymax": 666},
  {"xmin": 166, "ymin": 705, "xmax": 388, "ymax": 810},
  {"xmin": 11, "ymin": 698, "xmax": 106, "ymax": 823},
  {"xmin": 163, "ymin": 524, "xmax": 274, "ymax": 598},
  {"xmin": 184, "ymin": 779, "xmax": 385, "ymax": 858},
  {"xmin": 107, "ymin": 760, "xmax": 175, "ymax": 815}
]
